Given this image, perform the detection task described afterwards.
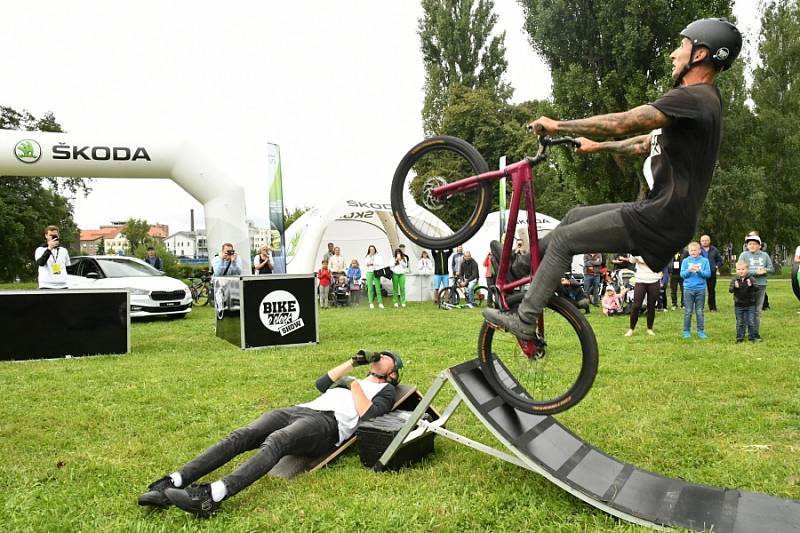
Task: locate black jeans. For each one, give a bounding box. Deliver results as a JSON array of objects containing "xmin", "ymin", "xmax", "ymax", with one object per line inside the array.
[
  {"xmin": 669, "ymin": 276, "xmax": 684, "ymax": 307},
  {"xmin": 178, "ymin": 406, "xmax": 338, "ymax": 497},
  {"xmin": 519, "ymin": 203, "xmax": 633, "ymax": 321},
  {"xmin": 706, "ymin": 275, "xmax": 718, "ymax": 311}
]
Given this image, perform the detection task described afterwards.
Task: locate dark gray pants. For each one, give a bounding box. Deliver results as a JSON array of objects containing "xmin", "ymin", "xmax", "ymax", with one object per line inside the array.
[
  {"xmin": 178, "ymin": 406, "xmax": 338, "ymax": 497},
  {"xmin": 519, "ymin": 203, "xmax": 634, "ymax": 321}
]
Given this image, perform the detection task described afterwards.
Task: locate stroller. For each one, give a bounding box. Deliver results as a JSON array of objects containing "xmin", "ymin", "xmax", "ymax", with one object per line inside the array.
[
  {"xmin": 608, "ymin": 269, "xmax": 636, "ymax": 313},
  {"xmin": 332, "ymin": 282, "xmax": 350, "ymax": 307}
]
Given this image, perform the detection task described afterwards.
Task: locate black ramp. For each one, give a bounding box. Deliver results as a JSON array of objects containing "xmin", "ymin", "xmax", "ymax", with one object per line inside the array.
[{"xmin": 448, "ymin": 359, "xmax": 800, "ymax": 532}]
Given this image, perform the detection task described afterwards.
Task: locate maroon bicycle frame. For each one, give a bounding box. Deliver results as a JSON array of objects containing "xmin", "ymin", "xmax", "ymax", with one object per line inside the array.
[{"xmin": 432, "ymin": 158, "xmax": 541, "ymax": 312}]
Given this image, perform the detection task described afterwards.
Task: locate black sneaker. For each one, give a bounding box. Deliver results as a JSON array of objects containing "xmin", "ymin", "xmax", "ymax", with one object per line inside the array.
[
  {"xmin": 483, "ymin": 308, "xmax": 538, "ymax": 341},
  {"xmin": 736, "ymin": 339, "xmax": 744, "ymax": 343},
  {"xmin": 165, "ymin": 484, "xmax": 220, "ymax": 517},
  {"xmin": 137, "ymin": 476, "xmax": 175, "ymax": 508}
]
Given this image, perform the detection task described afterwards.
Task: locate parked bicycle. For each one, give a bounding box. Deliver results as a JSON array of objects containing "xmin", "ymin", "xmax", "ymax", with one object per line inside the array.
[
  {"xmin": 438, "ymin": 276, "xmax": 489, "ymax": 310},
  {"xmin": 187, "ymin": 271, "xmax": 213, "ymax": 306},
  {"xmin": 392, "ymin": 135, "xmax": 599, "ymax": 415}
]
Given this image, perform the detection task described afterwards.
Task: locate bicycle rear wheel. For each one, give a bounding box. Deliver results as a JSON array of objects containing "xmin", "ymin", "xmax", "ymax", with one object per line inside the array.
[
  {"xmin": 391, "ymin": 136, "xmax": 492, "ymax": 250},
  {"xmin": 478, "ymin": 295, "xmax": 598, "ymax": 415}
]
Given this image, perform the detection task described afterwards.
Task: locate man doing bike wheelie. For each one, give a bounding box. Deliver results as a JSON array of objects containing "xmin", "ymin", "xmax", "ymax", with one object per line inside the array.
[{"xmin": 484, "ymin": 18, "xmax": 742, "ymax": 340}]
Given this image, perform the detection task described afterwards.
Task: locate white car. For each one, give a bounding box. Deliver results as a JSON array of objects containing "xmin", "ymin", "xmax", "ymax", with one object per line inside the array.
[{"xmin": 67, "ymin": 256, "xmax": 192, "ymax": 318}]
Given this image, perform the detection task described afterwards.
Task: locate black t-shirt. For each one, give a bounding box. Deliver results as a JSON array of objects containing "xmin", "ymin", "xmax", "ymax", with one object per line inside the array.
[
  {"xmin": 431, "ymin": 250, "xmax": 452, "ymax": 276},
  {"xmin": 621, "ymin": 84, "xmax": 722, "ymax": 271}
]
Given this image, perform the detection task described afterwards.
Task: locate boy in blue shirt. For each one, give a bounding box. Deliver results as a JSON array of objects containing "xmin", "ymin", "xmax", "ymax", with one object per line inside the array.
[{"xmin": 680, "ymin": 242, "xmax": 711, "ymax": 338}]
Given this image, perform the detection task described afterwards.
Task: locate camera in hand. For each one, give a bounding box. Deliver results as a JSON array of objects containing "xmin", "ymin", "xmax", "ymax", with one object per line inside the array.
[{"xmin": 227, "ymin": 250, "xmax": 235, "ymax": 256}]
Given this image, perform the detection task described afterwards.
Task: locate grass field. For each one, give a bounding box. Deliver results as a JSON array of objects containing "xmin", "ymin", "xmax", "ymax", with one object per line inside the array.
[{"xmin": 1, "ymin": 281, "xmax": 798, "ymax": 532}]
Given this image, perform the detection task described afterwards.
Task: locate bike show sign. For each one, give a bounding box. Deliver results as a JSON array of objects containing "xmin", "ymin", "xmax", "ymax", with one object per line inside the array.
[{"xmin": 215, "ymin": 274, "xmax": 317, "ymax": 349}]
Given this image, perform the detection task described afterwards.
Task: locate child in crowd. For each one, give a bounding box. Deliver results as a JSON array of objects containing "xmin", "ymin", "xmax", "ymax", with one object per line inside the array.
[
  {"xmin": 601, "ymin": 286, "xmax": 625, "ymax": 316},
  {"xmin": 333, "ymin": 275, "xmax": 350, "ymax": 307},
  {"xmin": 680, "ymin": 241, "xmax": 711, "ymax": 338},
  {"xmin": 346, "ymin": 259, "xmax": 362, "ymax": 306},
  {"xmin": 729, "ymin": 260, "xmax": 758, "ymax": 343},
  {"xmin": 316, "ymin": 259, "xmax": 332, "ymax": 309}
]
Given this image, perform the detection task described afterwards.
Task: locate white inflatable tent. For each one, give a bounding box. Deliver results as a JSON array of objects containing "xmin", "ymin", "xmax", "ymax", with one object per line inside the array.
[{"xmin": 284, "ymin": 196, "xmax": 451, "ymax": 301}]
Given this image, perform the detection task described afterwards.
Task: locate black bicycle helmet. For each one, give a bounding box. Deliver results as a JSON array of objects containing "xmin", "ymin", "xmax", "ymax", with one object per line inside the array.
[{"xmin": 680, "ymin": 17, "xmax": 742, "ymax": 72}]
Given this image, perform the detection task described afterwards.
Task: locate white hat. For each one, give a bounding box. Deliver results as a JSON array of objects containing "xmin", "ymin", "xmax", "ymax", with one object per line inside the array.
[
  {"xmin": 744, "ymin": 232, "xmax": 761, "ymax": 244},
  {"xmin": 605, "ymin": 286, "xmax": 616, "ymax": 293}
]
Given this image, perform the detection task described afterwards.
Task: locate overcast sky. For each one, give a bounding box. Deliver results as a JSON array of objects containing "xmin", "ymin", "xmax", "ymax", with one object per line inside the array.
[{"xmin": 1, "ymin": 1, "xmax": 759, "ymax": 235}]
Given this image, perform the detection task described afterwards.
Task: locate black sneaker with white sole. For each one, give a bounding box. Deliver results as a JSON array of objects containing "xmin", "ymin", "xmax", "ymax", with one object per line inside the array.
[
  {"xmin": 137, "ymin": 475, "xmax": 175, "ymax": 508},
  {"xmin": 165, "ymin": 484, "xmax": 220, "ymax": 517},
  {"xmin": 482, "ymin": 308, "xmax": 538, "ymax": 341}
]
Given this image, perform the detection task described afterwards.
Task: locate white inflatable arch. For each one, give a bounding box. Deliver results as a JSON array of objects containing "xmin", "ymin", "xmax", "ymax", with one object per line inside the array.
[{"xmin": 0, "ymin": 130, "xmax": 250, "ymax": 269}]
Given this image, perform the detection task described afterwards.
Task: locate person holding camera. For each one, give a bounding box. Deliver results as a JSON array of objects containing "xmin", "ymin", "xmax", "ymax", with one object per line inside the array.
[
  {"xmin": 212, "ymin": 243, "xmax": 243, "ymax": 277},
  {"xmin": 138, "ymin": 351, "xmax": 402, "ymax": 517},
  {"xmin": 34, "ymin": 225, "xmax": 70, "ymax": 289}
]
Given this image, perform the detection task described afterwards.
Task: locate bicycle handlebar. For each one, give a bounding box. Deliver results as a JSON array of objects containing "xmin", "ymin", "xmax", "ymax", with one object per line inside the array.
[{"xmin": 525, "ymin": 135, "xmax": 580, "ymax": 166}]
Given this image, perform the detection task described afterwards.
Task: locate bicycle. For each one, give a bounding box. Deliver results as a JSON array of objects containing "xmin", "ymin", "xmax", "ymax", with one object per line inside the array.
[
  {"xmin": 438, "ymin": 277, "xmax": 489, "ymax": 309},
  {"xmin": 391, "ymin": 135, "xmax": 599, "ymax": 414},
  {"xmin": 187, "ymin": 271, "xmax": 213, "ymax": 306}
]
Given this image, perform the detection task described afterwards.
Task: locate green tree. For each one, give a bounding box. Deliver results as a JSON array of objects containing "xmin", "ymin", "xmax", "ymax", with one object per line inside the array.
[
  {"xmin": 96, "ymin": 237, "xmax": 106, "ymax": 255},
  {"xmin": 750, "ymin": 0, "xmax": 800, "ymax": 253},
  {"xmin": 419, "ymin": 0, "xmax": 511, "ymax": 135},
  {"xmin": 284, "ymin": 206, "xmax": 310, "ymax": 229},
  {"xmin": 1, "ymin": 106, "xmax": 91, "ymax": 196},
  {"xmin": 519, "ymin": 0, "xmax": 735, "ymax": 205},
  {"xmin": 122, "ymin": 218, "xmax": 152, "ymax": 250},
  {"xmin": 0, "ymin": 178, "xmax": 78, "ymax": 281}
]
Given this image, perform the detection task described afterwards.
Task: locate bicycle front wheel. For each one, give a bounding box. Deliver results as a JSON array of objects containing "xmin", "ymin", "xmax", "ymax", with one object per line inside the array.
[
  {"xmin": 478, "ymin": 296, "xmax": 598, "ymax": 415},
  {"xmin": 391, "ymin": 136, "xmax": 492, "ymax": 250}
]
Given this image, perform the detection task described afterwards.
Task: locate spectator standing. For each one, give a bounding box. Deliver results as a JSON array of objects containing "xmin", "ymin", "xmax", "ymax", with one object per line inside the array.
[
  {"xmin": 459, "ymin": 251, "xmax": 479, "ymax": 308},
  {"xmin": 322, "ymin": 242, "xmax": 335, "ymax": 263},
  {"xmin": 625, "ymin": 255, "xmax": 662, "ymax": 337},
  {"xmin": 737, "ymin": 232, "xmax": 772, "ymax": 338},
  {"xmin": 329, "ymin": 247, "xmax": 347, "ymax": 280},
  {"xmin": 483, "ymin": 251, "xmax": 496, "ymax": 307},
  {"xmin": 681, "ymin": 242, "xmax": 711, "ymax": 339},
  {"xmin": 363, "ymin": 245, "xmax": 385, "ymax": 309},
  {"xmin": 417, "ymin": 251, "xmax": 433, "ymax": 301},
  {"xmin": 253, "ymin": 245, "xmax": 273, "ymax": 275},
  {"xmin": 35, "ymin": 225, "xmax": 70, "ymax": 289},
  {"xmin": 212, "ymin": 243, "xmax": 243, "ymax": 277},
  {"xmin": 583, "ymin": 253, "xmax": 603, "ymax": 304},
  {"xmin": 431, "ymin": 249, "xmax": 452, "ymax": 303},
  {"xmin": 699, "ymin": 234, "xmax": 724, "ymax": 311},
  {"xmin": 316, "ymin": 259, "xmax": 332, "ymax": 309},
  {"xmin": 668, "ymin": 249, "xmax": 688, "ymax": 309},
  {"xmin": 145, "ymin": 246, "xmax": 164, "ymax": 271},
  {"xmin": 450, "ymin": 245, "xmax": 464, "ymax": 283},
  {"xmin": 346, "ymin": 259, "xmax": 362, "ymax": 306},
  {"xmin": 391, "ymin": 248, "xmax": 408, "ymax": 308},
  {"xmin": 729, "ymin": 261, "xmax": 758, "ymax": 342}
]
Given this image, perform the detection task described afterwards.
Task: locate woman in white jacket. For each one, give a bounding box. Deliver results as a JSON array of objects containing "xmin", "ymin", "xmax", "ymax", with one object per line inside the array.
[{"xmin": 363, "ymin": 245, "xmax": 384, "ymax": 309}]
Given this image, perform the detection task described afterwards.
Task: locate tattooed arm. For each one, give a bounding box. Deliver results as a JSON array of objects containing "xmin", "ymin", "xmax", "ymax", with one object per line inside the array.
[
  {"xmin": 531, "ymin": 105, "xmax": 671, "ymax": 138},
  {"xmin": 575, "ymin": 134, "xmax": 651, "ymax": 156}
]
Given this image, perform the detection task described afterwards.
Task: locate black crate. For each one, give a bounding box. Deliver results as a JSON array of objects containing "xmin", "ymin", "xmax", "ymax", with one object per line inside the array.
[{"xmin": 356, "ymin": 411, "xmax": 435, "ymax": 470}]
